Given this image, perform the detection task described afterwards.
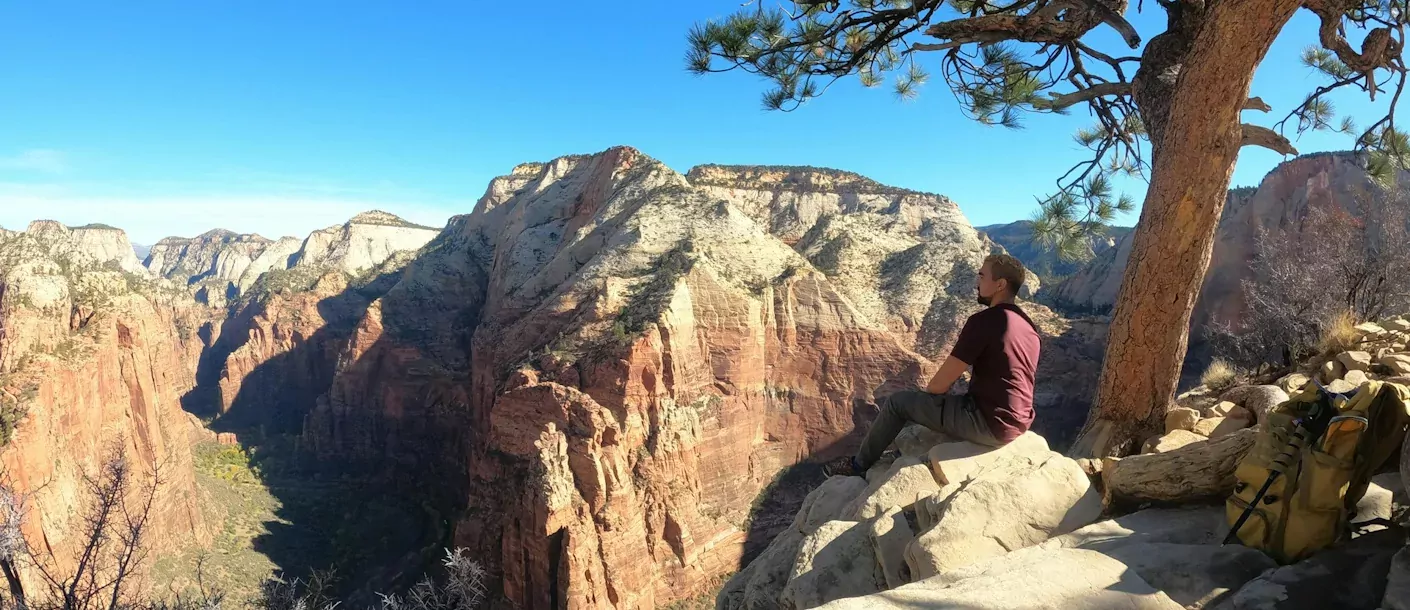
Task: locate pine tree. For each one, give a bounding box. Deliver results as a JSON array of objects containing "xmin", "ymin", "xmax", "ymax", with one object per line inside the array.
[{"xmin": 687, "ymin": 0, "xmax": 1410, "ymax": 456}]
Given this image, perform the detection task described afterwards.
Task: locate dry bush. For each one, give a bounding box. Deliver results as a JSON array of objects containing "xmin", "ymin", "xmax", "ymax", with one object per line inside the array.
[
  {"xmin": 1200, "ymin": 358, "xmax": 1239, "ymax": 392},
  {"xmin": 1210, "ymin": 192, "xmax": 1410, "ymax": 368},
  {"xmin": 1317, "ymin": 310, "xmax": 1362, "ymax": 356}
]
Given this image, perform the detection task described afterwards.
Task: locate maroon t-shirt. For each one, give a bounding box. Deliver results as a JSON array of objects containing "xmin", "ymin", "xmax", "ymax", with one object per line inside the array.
[{"xmin": 949, "ymin": 303, "xmax": 1041, "ymax": 442}]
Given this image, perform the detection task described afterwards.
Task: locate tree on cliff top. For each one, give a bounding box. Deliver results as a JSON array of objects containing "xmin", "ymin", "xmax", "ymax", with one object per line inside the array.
[{"xmin": 686, "ymin": 0, "xmax": 1410, "ymax": 456}]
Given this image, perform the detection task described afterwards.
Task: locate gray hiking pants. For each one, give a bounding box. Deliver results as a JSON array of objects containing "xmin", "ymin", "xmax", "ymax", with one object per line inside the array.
[{"xmin": 856, "ymin": 390, "xmax": 1002, "ymax": 470}]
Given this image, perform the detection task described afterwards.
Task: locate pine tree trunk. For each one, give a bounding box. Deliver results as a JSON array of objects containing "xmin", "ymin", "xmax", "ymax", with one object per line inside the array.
[{"xmin": 1070, "ymin": 0, "xmax": 1301, "ymax": 458}]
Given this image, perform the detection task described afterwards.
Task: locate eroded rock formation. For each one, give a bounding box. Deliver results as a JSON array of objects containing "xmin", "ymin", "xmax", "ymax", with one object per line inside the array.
[
  {"xmin": 0, "ymin": 223, "xmax": 210, "ymax": 591},
  {"xmin": 288, "ymin": 147, "xmax": 1106, "ymax": 607}
]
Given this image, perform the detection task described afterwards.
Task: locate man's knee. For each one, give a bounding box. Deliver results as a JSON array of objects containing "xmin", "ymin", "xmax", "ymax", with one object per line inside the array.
[{"xmin": 882, "ymin": 389, "xmax": 930, "ymax": 418}]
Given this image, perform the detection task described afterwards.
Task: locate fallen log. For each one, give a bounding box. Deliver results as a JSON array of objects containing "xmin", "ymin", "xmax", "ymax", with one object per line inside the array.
[{"xmin": 1102, "ymin": 427, "xmax": 1257, "ymax": 507}]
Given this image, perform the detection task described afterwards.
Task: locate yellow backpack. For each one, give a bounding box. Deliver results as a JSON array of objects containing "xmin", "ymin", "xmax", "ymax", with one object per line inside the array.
[{"xmin": 1224, "ymin": 379, "xmax": 1410, "ymax": 563}]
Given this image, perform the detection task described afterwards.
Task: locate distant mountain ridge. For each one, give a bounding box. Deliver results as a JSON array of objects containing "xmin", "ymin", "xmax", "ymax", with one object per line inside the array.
[{"xmin": 978, "ymin": 220, "xmax": 1133, "ymax": 286}]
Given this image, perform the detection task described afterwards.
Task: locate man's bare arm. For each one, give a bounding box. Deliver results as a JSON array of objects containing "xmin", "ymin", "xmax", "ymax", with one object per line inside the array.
[{"xmin": 925, "ymin": 355, "xmax": 970, "ymax": 395}]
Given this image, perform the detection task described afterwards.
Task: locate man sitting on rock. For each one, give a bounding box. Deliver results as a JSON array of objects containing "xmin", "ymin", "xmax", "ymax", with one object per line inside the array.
[{"xmin": 824, "ymin": 253, "xmax": 1041, "ymax": 477}]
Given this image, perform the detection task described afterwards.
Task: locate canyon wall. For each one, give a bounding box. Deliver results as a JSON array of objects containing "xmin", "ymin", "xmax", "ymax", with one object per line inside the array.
[
  {"xmin": 0, "ymin": 148, "xmax": 1108, "ymax": 608},
  {"xmin": 289, "ymin": 147, "xmax": 1104, "ymax": 607},
  {"xmin": 0, "ymin": 223, "xmax": 211, "ymax": 591}
]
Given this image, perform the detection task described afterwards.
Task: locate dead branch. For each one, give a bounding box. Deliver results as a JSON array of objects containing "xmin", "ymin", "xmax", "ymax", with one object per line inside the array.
[{"xmin": 1242, "ymin": 123, "xmax": 1300, "ymax": 155}]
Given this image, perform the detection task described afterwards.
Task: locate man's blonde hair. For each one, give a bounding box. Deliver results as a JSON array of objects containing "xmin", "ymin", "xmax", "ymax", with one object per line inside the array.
[{"xmin": 984, "ymin": 253, "xmax": 1027, "ymax": 295}]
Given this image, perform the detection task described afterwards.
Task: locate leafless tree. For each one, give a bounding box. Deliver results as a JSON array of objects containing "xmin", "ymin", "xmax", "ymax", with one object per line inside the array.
[
  {"xmin": 1211, "ymin": 192, "xmax": 1410, "ymax": 367},
  {"xmin": 0, "ymin": 450, "xmax": 166, "ymax": 610}
]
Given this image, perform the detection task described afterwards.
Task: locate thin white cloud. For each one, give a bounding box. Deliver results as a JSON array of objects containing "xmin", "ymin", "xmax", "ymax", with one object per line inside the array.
[
  {"xmin": 0, "ymin": 149, "xmax": 68, "ymax": 174},
  {"xmin": 0, "ymin": 183, "xmax": 458, "ymax": 245}
]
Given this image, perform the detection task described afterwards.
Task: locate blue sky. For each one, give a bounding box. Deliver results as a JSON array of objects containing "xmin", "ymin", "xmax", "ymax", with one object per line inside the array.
[{"xmin": 0, "ymin": 1, "xmax": 1400, "ymax": 244}]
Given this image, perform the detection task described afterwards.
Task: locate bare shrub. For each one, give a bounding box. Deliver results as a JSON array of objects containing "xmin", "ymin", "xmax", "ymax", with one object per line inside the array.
[
  {"xmin": 0, "ymin": 451, "xmax": 166, "ymax": 610},
  {"xmin": 376, "ymin": 548, "xmax": 486, "ymax": 610},
  {"xmin": 1210, "ymin": 192, "xmax": 1410, "ymax": 368}
]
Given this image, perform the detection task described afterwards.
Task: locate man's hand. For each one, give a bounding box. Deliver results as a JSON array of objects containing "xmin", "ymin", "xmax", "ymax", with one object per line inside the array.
[{"xmin": 925, "ymin": 355, "xmax": 970, "ymax": 395}]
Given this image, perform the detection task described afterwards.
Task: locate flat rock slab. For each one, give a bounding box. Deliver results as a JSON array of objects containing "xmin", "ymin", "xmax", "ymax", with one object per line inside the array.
[
  {"xmin": 1103, "ymin": 542, "xmax": 1278, "ymax": 609},
  {"xmin": 1210, "ymin": 528, "xmax": 1403, "ymax": 610},
  {"xmin": 813, "ymin": 548, "xmax": 1183, "ymax": 610},
  {"xmin": 782, "ymin": 520, "xmax": 886, "ymax": 610},
  {"xmin": 907, "ymin": 453, "xmax": 1102, "ymax": 579},
  {"xmin": 927, "ymin": 431, "xmax": 1049, "ymax": 486},
  {"xmin": 1042, "ymin": 505, "xmax": 1229, "ymax": 552}
]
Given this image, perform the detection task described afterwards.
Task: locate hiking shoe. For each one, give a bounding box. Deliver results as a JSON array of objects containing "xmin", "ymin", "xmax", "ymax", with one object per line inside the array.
[{"xmin": 822, "ymin": 455, "xmax": 862, "ymax": 478}]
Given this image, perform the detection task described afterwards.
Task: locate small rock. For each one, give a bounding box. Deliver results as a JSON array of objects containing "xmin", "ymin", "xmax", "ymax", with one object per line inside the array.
[
  {"xmin": 1326, "ymin": 378, "xmax": 1358, "ymax": 395},
  {"xmin": 782, "ymin": 521, "xmax": 886, "ymax": 608},
  {"xmin": 1338, "ymin": 350, "xmax": 1373, "ymax": 372},
  {"xmin": 1381, "ymin": 354, "xmax": 1410, "ymax": 375},
  {"xmin": 1203, "ymin": 401, "xmax": 1239, "ymax": 418},
  {"xmin": 1352, "ymin": 481, "xmax": 1393, "ymax": 534},
  {"xmin": 843, "ymin": 456, "xmax": 940, "ymax": 521},
  {"xmin": 1384, "ymin": 317, "xmax": 1410, "ymax": 332},
  {"xmin": 906, "ymin": 453, "xmax": 1102, "ymax": 579},
  {"xmin": 216, "ymin": 432, "xmax": 239, "ymax": 445},
  {"xmin": 1343, "ymin": 369, "xmax": 1369, "ymax": 387},
  {"xmin": 1192, "ymin": 416, "xmax": 1247, "ymax": 439},
  {"xmin": 1143, "ymin": 430, "xmax": 1207, "ymax": 454},
  {"xmin": 1356, "ymin": 321, "xmax": 1387, "ymax": 338},
  {"xmin": 1165, "ymin": 407, "xmax": 1202, "ymax": 433},
  {"xmin": 1075, "ymin": 457, "xmax": 1103, "ymax": 476},
  {"xmin": 1321, "ymin": 359, "xmax": 1346, "ymax": 384},
  {"xmin": 1276, "ymin": 372, "xmax": 1310, "ymax": 394},
  {"xmin": 867, "ymin": 506, "xmax": 915, "ymax": 589},
  {"xmin": 1384, "ymin": 547, "xmax": 1410, "ymax": 610}
]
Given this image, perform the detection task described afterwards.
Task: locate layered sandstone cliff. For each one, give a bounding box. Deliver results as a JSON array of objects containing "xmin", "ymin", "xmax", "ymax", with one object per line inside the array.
[
  {"xmin": 283, "ymin": 147, "xmax": 1105, "ymax": 607},
  {"xmin": 687, "ymin": 164, "xmax": 1002, "ymax": 355},
  {"xmin": 144, "ymin": 211, "xmax": 439, "ymax": 305},
  {"xmin": 0, "ymin": 224, "xmax": 209, "ymax": 591}
]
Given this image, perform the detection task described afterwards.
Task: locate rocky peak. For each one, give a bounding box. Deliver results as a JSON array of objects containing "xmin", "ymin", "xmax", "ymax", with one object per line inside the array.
[
  {"xmin": 9, "ymin": 219, "xmax": 146, "ymax": 275},
  {"xmin": 687, "ymin": 164, "xmax": 921, "ymax": 196},
  {"xmin": 290, "ymin": 211, "xmax": 440, "ymax": 276},
  {"xmin": 348, "ymin": 210, "xmax": 435, "ymax": 229}
]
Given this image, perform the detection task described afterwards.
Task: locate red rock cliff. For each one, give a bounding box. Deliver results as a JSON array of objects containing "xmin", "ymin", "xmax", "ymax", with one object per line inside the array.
[
  {"xmin": 293, "ymin": 147, "xmax": 1101, "ymax": 607},
  {"xmin": 0, "ymin": 224, "xmax": 210, "ymax": 591}
]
